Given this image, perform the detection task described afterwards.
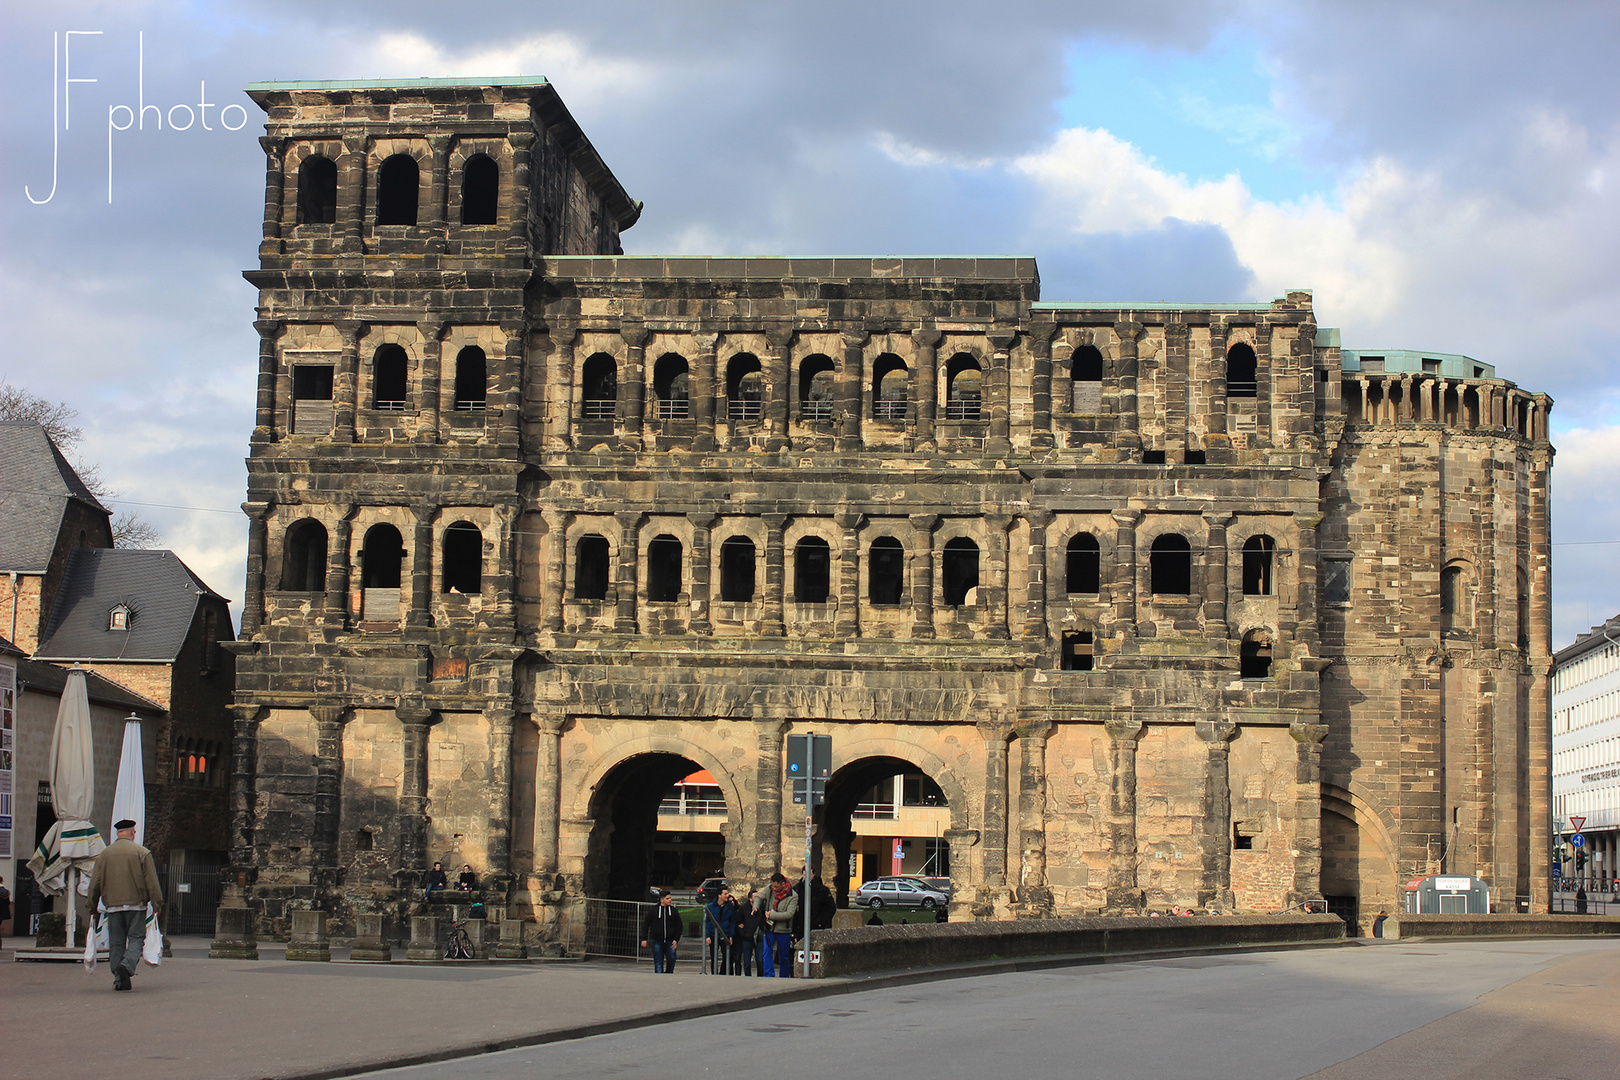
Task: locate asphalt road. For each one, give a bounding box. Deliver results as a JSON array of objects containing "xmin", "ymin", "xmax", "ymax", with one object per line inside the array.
[{"xmin": 357, "ymin": 939, "xmax": 1620, "ymax": 1080}]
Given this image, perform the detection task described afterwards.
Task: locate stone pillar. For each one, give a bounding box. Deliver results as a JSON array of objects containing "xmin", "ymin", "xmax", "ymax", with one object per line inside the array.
[
  {"xmin": 839, "ymin": 330, "xmax": 868, "ymax": 451},
  {"xmin": 1203, "ymin": 512, "xmax": 1234, "ymax": 636},
  {"xmin": 322, "ymin": 508, "xmax": 355, "ymax": 632},
  {"xmin": 1526, "ymin": 444, "xmax": 1554, "ymax": 911},
  {"xmin": 209, "ymin": 906, "xmax": 258, "ymax": 960},
  {"xmin": 985, "ymin": 512, "xmax": 1012, "ymax": 639},
  {"xmin": 396, "ymin": 704, "xmax": 439, "ymax": 876},
  {"xmin": 309, "ymin": 705, "xmax": 349, "ymax": 898},
  {"xmin": 252, "ymin": 320, "xmax": 280, "ymax": 444},
  {"xmin": 1289, "ymin": 722, "xmax": 1328, "ymax": 907},
  {"xmin": 911, "ymin": 328, "xmax": 942, "ymax": 451},
  {"xmin": 406, "ymin": 915, "xmax": 443, "ymax": 961},
  {"xmin": 286, "ymin": 909, "xmax": 331, "ymax": 962},
  {"xmin": 497, "ymin": 323, "xmax": 525, "ymax": 449},
  {"xmin": 407, "ymin": 503, "xmax": 436, "ymax": 629},
  {"xmin": 754, "ymin": 719, "xmax": 788, "ymax": 877},
  {"xmin": 1028, "ymin": 323, "xmax": 1057, "ymax": 449},
  {"xmin": 693, "ymin": 332, "xmax": 719, "ymax": 451},
  {"xmin": 333, "ymin": 320, "xmax": 363, "ymax": 443},
  {"xmin": 506, "ymin": 132, "xmax": 535, "ymax": 256},
  {"xmin": 545, "ymin": 325, "xmax": 577, "ymax": 451},
  {"xmin": 687, "ymin": 513, "xmax": 716, "ymax": 635},
  {"xmin": 1111, "ymin": 510, "xmax": 1142, "ymax": 629},
  {"xmin": 224, "ymin": 705, "xmax": 265, "ymax": 908},
  {"xmin": 1297, "ymin": 515, "xmax": 1321, "ymax": 655},
  {"xmin": 339, "ymin": 135, "xmax": 366, "ymax": 253},
  {"xmin": 241, "ymin": 502, "xmax": 271, "ymax": 638},
  {"xmin": 257, "ymin": 136, "xmax": 285, "ymax": 254},
  {"xmin": 533, "ymin": 717, "xmax": 564, "ymax": 875},
  {"xmin": 1015, "ymin": 720, "xmax": 1054, "ymax": 896},
  {"xmin": 485, "ymin": 708, "xmax": 515, "ymax": 879},
  {"xmin": 542, "ymin": 510, "xmax": 570, "ymax": 633},
  {"xmin": 1206, "ymin": 323, "xmax": 1230, "ymax": 457},
  {"xmin": 1023, "ymin": 511, "xmax": 1053, "ymax": 642},
  {"xmin": 426, "ymin": 135, "xmax": 451, "ymax": 235},
  {"xmin": 909, "ymin": 514, "xmax": 938, "ymax": 639},
  {"xmin": 416, "ymin": 320, "xmax": 444, "ymax": 444},
  {"xmin": 835, "ymin": 513, "xmax": 862, "ymax": 639},
  {"xmin": 763, "ymin": 515, "xmax": 787, "ymax": 636},
  {"xmin": 1113, "ymin": 321, "xmax": 1144, "ymax": 450},
  {"xmin": 619, "ymin": 325, "xmax": 648, "ymax": 451},
  {"xmin": 986, "ymin": 329, "xmax": 1015, "ymax": 455},
  {"xmin": 1196, "ymin": 719, "xmax": 1238, "ymax": 909},
  {"xmin": 350, "ymin": 912, "xmax": 391, "ymax": 962},
  {"xmin": 1104, "ymin": 718, "xmax": 1144, "ymax": 911},
  {"xmin": 977, "ymin": 720, "xmax": 1014, "ymax": 887},
  {"xmin": 613, "ymin": 511, "xmax": 644, "ymax": 634},
  {"xmin": 765, "ymin": 329, "xmax": 794, "ymax": 451},
  {"xmin": 1254, "ymin": 322, "xmax": 1274, "ymax": 446},
  {"xmin": 490, "ymin": 502, "xmax": 518, "ymax": 632}
]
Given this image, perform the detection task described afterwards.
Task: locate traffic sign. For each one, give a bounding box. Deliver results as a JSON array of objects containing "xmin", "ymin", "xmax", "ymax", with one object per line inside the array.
[
  {"xmin": 1552, "ymin": 863, "xmax": 1563, "ymax": 879},
  {"xmin": 788, "ymin": 733, "xmax": 832, "ymax": 805},
  {"xmin": 1572, "ymin": 833, "xmax": 1586, "ymax": 848},
  {"xmin": 1570, "ymin": 816, "xmax": 1586, "ymax": 834}
]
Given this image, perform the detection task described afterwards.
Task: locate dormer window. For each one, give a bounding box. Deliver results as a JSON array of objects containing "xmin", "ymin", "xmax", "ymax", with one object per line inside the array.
[{"xmin": 109, "ymin": 604, "xmax": 131, "ymax": 631}]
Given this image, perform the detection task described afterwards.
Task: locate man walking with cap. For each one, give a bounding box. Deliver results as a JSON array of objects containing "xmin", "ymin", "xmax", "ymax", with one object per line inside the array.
[{"xmin": 88, "ymin": 818, "xmax": 163, "ymax": 991}]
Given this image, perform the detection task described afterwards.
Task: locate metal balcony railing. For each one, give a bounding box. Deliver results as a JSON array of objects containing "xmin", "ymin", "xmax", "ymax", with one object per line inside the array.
[{"xmin": 581, "ymin": 399, "xmax": 616, "ymax": 420}]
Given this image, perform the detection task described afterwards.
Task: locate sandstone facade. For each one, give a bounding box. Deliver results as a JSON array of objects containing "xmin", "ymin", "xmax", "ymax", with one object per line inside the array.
[{"xmin": 230, "ymin": 79, "xmax": 1553, "ymax": 942}]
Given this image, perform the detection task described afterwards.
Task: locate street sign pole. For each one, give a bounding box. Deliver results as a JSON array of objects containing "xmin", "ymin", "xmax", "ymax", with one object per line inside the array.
[{"xmin": 787, "ymin": 732, "xmax": 830, "ymax": 977}]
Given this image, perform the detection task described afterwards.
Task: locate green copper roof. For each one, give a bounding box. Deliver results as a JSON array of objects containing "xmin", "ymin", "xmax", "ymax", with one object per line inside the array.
[{"xmin": 247, "ymin": 76, "xmax": 550, "ymax": 91}]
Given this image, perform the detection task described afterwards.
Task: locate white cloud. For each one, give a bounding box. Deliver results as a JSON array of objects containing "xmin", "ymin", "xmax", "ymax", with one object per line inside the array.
[{"xmin": 369, "ymin": 30, "xmax": 657, "ymax": 108}]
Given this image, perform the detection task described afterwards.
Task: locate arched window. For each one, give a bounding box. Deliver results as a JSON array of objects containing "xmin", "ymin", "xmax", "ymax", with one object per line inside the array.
[
  {"xmin": 441, "ymin": 521, "xmax": 482, "ymax": 594},
  {"xmin": 1517, "ymin": 565, "xmax": 1530, "ymax": 649},
  {"xmin": 945, "ymin": 354, "xmax": 982, "ymax": 420},
  {"xmin": 647, "ymin": 535, "xmax": 684, "ymax": 602},
  {"xmin": 799, "ymin": 354, "xmax": 836, "ymax": 422},
  {"xmin": 942, "ymin": 538, "xmax": 980, "ymax": 607},
  {"xmin": 1150, "ymin": 534, "xmax": 1192, "ymax": 595},
  {"xmin": 296, "ymin": 155, "xmax": 337, "ymax": 224},
  {"xmin": 460, "ymin": 154, "xmax": 498, "ymax": 225},
  {"xmin": 726, "ymin": 354, "xmax": 764, "ymax": 424},
  {"xmin": 360, "ymin": 523, "xmax": 405, "ymax": 589},
  {"xmin": 1227, "ymin": 343, "xmax": 1258, "ymax": 398},
  {"xmin": 653, "ymin": 354, "xmax": 690, "ymax": 419},
  {"xmin": 574, "ymin": 534, "xmax": 610, "ymax": 600},
  {"xmin": 1240, "ymin": 629, "xmax": 1273, "ymax": 678},
  {"xmin": 1071, "ymin": 345, "xmax": 1103, "ymax": 413},
  {"xmin": 1066, "ymin": 533, "xmax": 1100, "ymax": 594},
  {"xmin": 1441, "ymin": 562, "xmax": 1470, "ymax": 634},
  {"xmin": 1242, "ymin": 535, "xmax": 1275, "ymax": 596},
  {"xmin": 373, "ymin": 344, "xmax": 408, "ymax": 411},
  {"xmin": 376, "ymin": 154, "xmax": 419, "ymax": 226},
  {"xmin": 868, "ymin": 536, "xmax": 905, "ymax": 606},
  {"xmin": 280, "ymin": 519, "xmax": 328, "ymax": 591},
  {"xmin": 581, "ymin": 354, "xmax": 617, "ymax": 420},
  {"xmin": 873, "ymin": 354, "xmax": 908, "ymax": 421},
  {"xmin": 794, "ymin": 536, "xmax": 831, "ymax": 603},
  {"xmin": 454, "ymin": 346, "xmax": 487, "ymax": 411},
  {"xmin": 719, "ymin": 536, "xmax": 756, "ymax": 602}
]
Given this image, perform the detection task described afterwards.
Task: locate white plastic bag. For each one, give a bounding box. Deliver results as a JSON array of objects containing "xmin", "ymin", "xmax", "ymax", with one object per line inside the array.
[
  {"xmin": 83, "ymin": 916, "xmax": 98, "ymax": 972},
  {"xmin": 141, "ymin": 904, "xmax": 162, "ymax": 967}
]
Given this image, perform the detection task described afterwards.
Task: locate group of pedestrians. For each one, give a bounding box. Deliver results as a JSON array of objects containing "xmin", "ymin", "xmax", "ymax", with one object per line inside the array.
[{"xmin": 641, "ymin": 872, "xmax": 836, "ymax": 976}]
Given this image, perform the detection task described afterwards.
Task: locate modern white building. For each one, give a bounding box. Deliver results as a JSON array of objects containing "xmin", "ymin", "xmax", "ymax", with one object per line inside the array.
[{"xmin": 1552, "ymin": 614, "xmax": 1620, "ymax": 897}]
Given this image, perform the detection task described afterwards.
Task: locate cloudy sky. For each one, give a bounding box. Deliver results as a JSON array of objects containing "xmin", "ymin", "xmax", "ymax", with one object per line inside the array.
[{"xmin": 2, "ymin": 1, "xmax": 1616, "ymax": 648}]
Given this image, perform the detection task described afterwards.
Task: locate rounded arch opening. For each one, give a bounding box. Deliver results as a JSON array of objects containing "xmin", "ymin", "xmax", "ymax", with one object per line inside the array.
[
  {"xmin": 817, "ymin": 755, "xmax": 956, "ymax": 909},
  {"xmin": 376, "ymin": 154, "xmax": 419, "ymax": 225},
  {"xmin": 585, "ymin": 751, "xmax": 731, "ymax": 901}
]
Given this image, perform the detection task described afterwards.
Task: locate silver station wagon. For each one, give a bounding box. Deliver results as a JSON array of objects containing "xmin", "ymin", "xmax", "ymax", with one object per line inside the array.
[{"xmin": 852, "ymin": 877, "xmax": 949, "ymax": 909}]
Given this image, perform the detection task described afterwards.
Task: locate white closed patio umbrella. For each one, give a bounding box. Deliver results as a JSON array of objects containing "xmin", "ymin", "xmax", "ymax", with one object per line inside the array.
[
  {"xmin": 111, "ymin": 715, "xmax": 145, "ymax": 845},
  {"xmin": 25, "ymin": 667, "xmax": 106, "ymax": 944}
]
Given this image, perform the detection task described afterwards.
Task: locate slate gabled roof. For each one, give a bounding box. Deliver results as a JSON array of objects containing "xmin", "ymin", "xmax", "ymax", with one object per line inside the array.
[
  {"xmin": 0, "ymin": 421, "xmax": 109, "ymax": 572},
  {"xmin": 14, "ymin": 656, "xmax": 165, "ymax": 713},
  {"xmin": 33, "ymin": 548, "xmax": 229, "ymax": 663}
]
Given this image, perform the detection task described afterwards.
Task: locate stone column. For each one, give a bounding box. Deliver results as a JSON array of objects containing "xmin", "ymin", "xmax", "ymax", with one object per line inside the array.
[
  {"xmin": 619, "ymin": 325, "xmax": 648, "ymax": 450},
  {"xmin": 225, "ymin": 705, "xmax": 265, "ymax": 905},
  {"xmin": 1023, "ymin": 510, "xmax": 1053, "ymax": 642},
  {"xmin": 334, "ymin": 320, "xmax": 363, "ymax": 442},
  {"xmin": 1111, "ymin": 510, "xmax": 1143, "ymax": 630},
  {"xmin": 1196, "ymin": 719, "xmax": 1238, "ymax": 909},
  {"xmin": 1527, "ymin": 443, "xmax": 1554, "ymax": 911},
  {"xmin": 1028, "ymin": 323, "xmax": 1057, "ymax": 449},
  {"xmin": 986, "ymin": 330, "xmax": 1016, "ymax": 455},
  {"xmin": 613, "ymin": 511, "xmax": 644, "ymax": 634},
  {"xmin": 1297, "ymin": 515, "xmax": 1321, "ymax": 655},
  {"xmin": 322, "ymin": 507, "xmax": 355, "ymax": 632},
  {"xmin": 1206, "ymin": 323, "xmax": 1230, "ymax": 456},
  {"xmin": 339, "ymin": 135, "xmax": 366, "ymax": 253},
  {"xmin": 985, "ymin": 513, "xmax": 1012, "ymax": 639},
  {"xmin": 258, "ymin": 136, "xmax": 285, "ymax": 255},
  {"xmin": 754, "ymin": 719, "xmax": 788, "ymax": 877},
  {"xmin": 544, "ymin": 325, "xmax": 577, "ymax": 451},
  {"xmin": 693, "ymin": 332, "xmax": 719, "ymax": 451},
  {"xmin": 1113, "ymin": 321, "xmax": 1144, "ymax": 450},
  {"xmin": 763, "ymin": 514, "xmax": 787, "ymax": 636},
  {"xmin": 765, "ymin": 329, "xmax": 794, "ymax": 451},
  {"xmin": 497, "ymin": 323, "xmax": 524, "ymax": 449},
  {"xmin": 252, "ymin": 320, "xmax": 280, "ymax": 444},
  {"xmin": 407, "ymin": 503, "xmax": 436, "ymax": 629},
  {"xmin": 506, "ymin": 132, "xmax": 535, "ymax": 256},
  {"xmin": 1015, "ymin": 720, "xmax": 1054, "ymax": 896},
  {"xmin": 490, "ymin": 503, "xmax": 517, "ymax": 631},
  {"xmin": 839, "ymin": 330, "xmax": 868, "ymax": 451},
  {"xmin": 1255, "ymin": 323, "xmax": 1274, "ymax": 446},
  {"xmin": 835, "ymin": 513, "xmax": 862, "ymax": 639},
  {"xmin": 1203, "ymin": 512, "xmax": 1234, "ymax": 636},
  {"xmin": 533, "ymin": 716, "xmax": 565, "ymax": 876},
  {"xmin": 241, "ymin": 502, "xmax": 271, "ymax": 637},
  {"xmin": 309, "ymin": 705, "xmax": 349, "ymax": 898},
  {"xmin": 485, "ymin": 708, "xmax": 515, "ymax": 879},
  {"xmin": 426, "ymin": 135, "xmax": 451, "ymax": 234},
  {"xmin": 687, "ymin": 513, "xmax": 716, "ymax": 635},
  {"xmin": 416, "ymin": 321, "xmax": 444, "ymax": 444},
  {"xmin": 978, "ymin": 720, "xmax": 1015, "ymax": 886},
  {"xmin": 1289, "ymin": 722, "xmax": 1328, "ymax": 907},
  {"xmin": 909, "ymin": 514, "xmax": 938, "ymax": 639},
  {"xmin": 911, "ymin": 328, "xmax": 942, "ymax": 451},
  {"xmin": 541, "ymin": 509, "xmax": 570, "ymax": 632},
  {"xmin": 1104, "ymin": 718, "xmax": 1144, "ymax": 911},
  {"xmin": 396, "ymin": 704, "xmax": 439, "ymax": 876}
]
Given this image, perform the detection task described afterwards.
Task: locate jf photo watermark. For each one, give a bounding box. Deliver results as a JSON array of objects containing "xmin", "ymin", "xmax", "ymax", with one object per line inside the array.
[{"xmin": 25, "ymin": 30, "xmax": 251, "ymax": 205}]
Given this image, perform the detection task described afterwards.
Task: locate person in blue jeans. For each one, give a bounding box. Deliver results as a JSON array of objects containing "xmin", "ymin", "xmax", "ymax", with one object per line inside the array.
[
  {"xmin": 703, "ymin": 890, "xmax": 737, "ymax": 974},
  {"xmin": 758, "ymin": 872, "xmax": 799, "ymax": 977},
  {"xmin": 640, "ymin": 889, "xmax": 683, "ymax": 973}
]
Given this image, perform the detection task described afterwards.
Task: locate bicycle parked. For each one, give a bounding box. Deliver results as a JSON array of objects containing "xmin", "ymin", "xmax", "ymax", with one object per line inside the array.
[{"xmin": 445, "ymin": 918, "xmax": 475, "ymax": 960}]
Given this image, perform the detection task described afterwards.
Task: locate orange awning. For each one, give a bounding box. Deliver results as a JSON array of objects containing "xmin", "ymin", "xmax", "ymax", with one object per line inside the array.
[{"xmin": 682, "ymin": 769, "xmax": 718, "ymax": 786}]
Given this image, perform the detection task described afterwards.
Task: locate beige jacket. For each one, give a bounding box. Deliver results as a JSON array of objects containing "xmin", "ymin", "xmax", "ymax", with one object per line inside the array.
[{"xmin": 88, "ymin": 837, "xmax": 163, "ymax": 911}]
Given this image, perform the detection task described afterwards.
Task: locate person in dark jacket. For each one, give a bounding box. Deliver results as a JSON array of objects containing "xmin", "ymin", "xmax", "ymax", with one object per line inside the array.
[
  {"xmin": 703, "ymin": 890, "xmax": 737, "ymax": 974},
  {"xmin": 640, "ymin": 889, "xmax": 683, "ymax": 973},
  {"xmin": 456, "ymin": 864, "xmax": 478, "ymax": 891},
  {"xmin": 810, "ymin": 875, "xmax": 836, "ymax": 930},
  {"xmin": 425, "ymin": 861, "xmax": 448, "ymax": 899},
  {"xmin": 734, "ymin": 887, "xmax": 764, "ymax": 975}
]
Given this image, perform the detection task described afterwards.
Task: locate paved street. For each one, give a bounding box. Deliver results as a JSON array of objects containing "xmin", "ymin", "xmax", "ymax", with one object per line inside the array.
[{"xmin": 356, "ymin": 939, "xmax": 1620, "ymax": 1080}]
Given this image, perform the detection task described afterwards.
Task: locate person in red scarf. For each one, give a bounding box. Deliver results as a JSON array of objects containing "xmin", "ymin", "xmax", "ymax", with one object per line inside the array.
[{"xmin": 758, "ymin": 871, "xmax": 800, "ymax": 977}]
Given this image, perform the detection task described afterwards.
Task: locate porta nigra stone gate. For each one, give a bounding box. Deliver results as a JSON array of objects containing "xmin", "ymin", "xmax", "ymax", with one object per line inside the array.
[{"xmin": 227, "ymin": 78, "xmax": 1554, "ymax": 945}]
